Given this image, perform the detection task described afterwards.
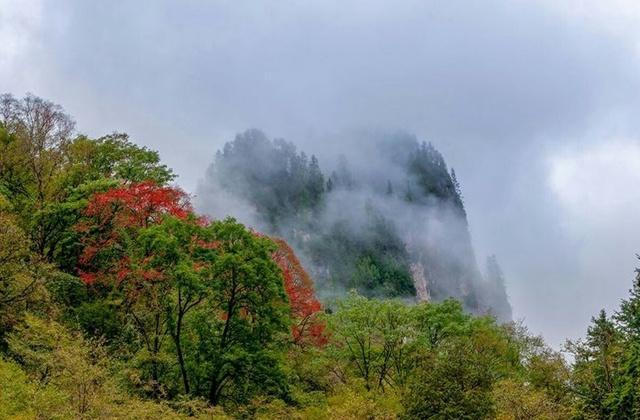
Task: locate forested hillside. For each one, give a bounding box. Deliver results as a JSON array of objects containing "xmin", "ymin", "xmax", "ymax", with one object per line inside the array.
[
  {"xmin": 1, "ymin": 93, "xmax": 640, "ymax": 419},
  {"xmin": 198, "ymin": 129, "xmax": 512, "ymax": 321}
]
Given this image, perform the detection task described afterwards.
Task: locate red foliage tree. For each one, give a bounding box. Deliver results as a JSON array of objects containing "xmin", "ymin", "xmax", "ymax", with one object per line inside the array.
[
  {"xmin": 272, "ymin": 237, "xmax": 327, "ymax": 347},
  {"xmin": 82, "ymin": 181, "xmax": 190, "ymax": 228},
  {"xmin": 76, "ymin": 181, "xmax": 192, "ymax": 285},
  {"xmin": 75, "ymin": 181, "xmax": 196, "ymax": 395},
  {"xmin": 76, "ymin": 182, "xmax": 326, "ymax": 349}
]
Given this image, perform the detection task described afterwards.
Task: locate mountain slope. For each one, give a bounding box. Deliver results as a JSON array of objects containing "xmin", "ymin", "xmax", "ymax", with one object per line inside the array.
[{"xmin": 198, "ymin": 129, "xmax": 511, "ymax": 320}]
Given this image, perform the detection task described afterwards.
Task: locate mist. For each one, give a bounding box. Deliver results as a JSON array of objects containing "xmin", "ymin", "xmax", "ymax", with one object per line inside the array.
[
  {"xmin": 3, "ymin": 0, "xmax": 640, "ymax": 346},
  {"xmin": 196, "ymin": 129, "xmax": 512, "ymax": 321}
]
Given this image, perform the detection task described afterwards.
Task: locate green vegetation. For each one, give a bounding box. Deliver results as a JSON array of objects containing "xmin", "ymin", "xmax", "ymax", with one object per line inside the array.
[{"xmin": 1, "ymin": 93, "xmax": 639, "ymax": 419}]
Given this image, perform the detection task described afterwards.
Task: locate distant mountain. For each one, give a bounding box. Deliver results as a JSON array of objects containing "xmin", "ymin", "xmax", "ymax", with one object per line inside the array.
[{"xmin": 198, "ymin": 129, "xmax": 512, "ymax": 321}]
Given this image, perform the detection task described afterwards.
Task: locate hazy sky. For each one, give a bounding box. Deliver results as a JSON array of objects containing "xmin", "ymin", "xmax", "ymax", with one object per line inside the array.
[{"xmin": 2, "ymin": 0, "xmax": 640, "ymax": 347}]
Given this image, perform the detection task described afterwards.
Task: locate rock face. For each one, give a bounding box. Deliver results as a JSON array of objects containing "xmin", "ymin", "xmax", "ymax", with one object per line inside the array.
[
  {"xmin": 410, "ymin": 261, "xmax": 430, "ymax": 302},
  {"xmin": 198, "ymin": 129, "xmax": 512, "ymax": 320}
]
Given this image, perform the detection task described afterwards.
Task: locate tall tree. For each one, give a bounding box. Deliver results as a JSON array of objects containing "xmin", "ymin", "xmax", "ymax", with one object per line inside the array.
[
  {"xmin": 0, "ymin": 93, "xmax": 75, "ymax": 254},
  {"xmin": 450, "ymin": 167, "xmax": 465, "ymax": 212},
  {"xmin": 611, "ymin": 264, "xmax": 640, "ymax": 417},
  {"xmin": 569, "ymin": 310, "xmax": 621, "ymax": 418},
  {"xmin": 190, "ymin": 219, "xmax": 289, "ymax": 405},
  {"xmin": 616, "ymin": 265, "xmax": 640, "ymax": 339},
  {"xmin": 329, "ymin": 293, "xmax": 412, "ymax": 391},
  {"xmin": 134, "ymin": 216, "xmax": 216, "ymax": 395},
  {"xmin": 75, "ymin": 181, "xmax": 191, "ymax": 396},
  {"xmin": 307, "ymin": 155, "xmax": 325, "ymax": 209}
]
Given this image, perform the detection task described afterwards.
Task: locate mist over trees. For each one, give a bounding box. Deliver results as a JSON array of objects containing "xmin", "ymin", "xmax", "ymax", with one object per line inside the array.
[
  {"xmin": 3, "ymin": 93, "xmax": 640, "ymax": 418},
  {"xmin": 198, "ymin": 129, "xmax": 512, "ymax": 320}
]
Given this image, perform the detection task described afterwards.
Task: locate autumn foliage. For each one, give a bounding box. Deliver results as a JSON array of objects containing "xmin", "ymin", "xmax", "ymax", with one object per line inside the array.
[
  {"xmin": 75, "ymin": 181, "xmax": 326, "ymax": 347},
  {"xmin": 76, "ymin": 181, "xmax": 192, "ymax": 285},
  {"xmin": 272, "ymin": 237, "xmax": 327, "ymax": 346},
  {"xmin": 81, "ymin": 181, "xmax": 191, "ymax": 229}
]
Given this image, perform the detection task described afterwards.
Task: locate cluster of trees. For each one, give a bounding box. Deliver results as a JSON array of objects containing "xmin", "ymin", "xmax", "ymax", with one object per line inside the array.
[
  {"xmin": 1, "ymin": 93, "xmax": 639, "ymax": 419},
  {"xmin": 0, "ymin": 93, "xmax": 322, "ymax": 416},
  {"xmin": 307, "ymin": 208, "xmax": 416, "ymax": 298},
  {"xmin": 209, "ymin": 129, "xmax": 325, "ymax": 231},
  {"xmin": 205, "ymin": 130, "xmax": 419, "ymax": 299},
  {"xmin": 568, "ymin": 270, "xmax": 640, "ymax": 418},
  {"xmin": 202, "ymin": 129, "xmax": 509, "ymax": 317}
]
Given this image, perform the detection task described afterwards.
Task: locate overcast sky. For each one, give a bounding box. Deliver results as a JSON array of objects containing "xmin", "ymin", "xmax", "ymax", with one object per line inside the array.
[{"xmin": 2, "ymin": 0, "xmax": 640, "ymax": 347}]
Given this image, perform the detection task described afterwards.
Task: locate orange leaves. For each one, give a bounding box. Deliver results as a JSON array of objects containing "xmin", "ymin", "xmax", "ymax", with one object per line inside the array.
[{"xmin": 272, "ymin": 238, "xmax": 327, "ymax": 347}]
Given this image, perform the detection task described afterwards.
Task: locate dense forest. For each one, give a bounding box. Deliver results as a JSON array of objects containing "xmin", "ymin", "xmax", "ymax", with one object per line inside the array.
[{"xmin": 1, "ymin": 93, "xmax": 640, "ymax": 419}]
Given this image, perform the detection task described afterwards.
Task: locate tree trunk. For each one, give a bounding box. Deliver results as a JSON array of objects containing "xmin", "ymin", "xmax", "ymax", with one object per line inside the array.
[{"xmin": 174, "ymin": 311, "xmax": 190, "ymax": 394}]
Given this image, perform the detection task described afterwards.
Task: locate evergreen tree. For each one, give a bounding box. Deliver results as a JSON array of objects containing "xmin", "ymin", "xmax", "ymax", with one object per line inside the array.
[
  {"xmin": 450, "ymin": 167, "xmax": 465, "ymax": 212},
  {"xmin": 611, "ymin": 262, "xmax": 640, "ymax": 417},
  {"xmin": 616, "ymin": 264, "xmax": 640, "ymax": 339},
  {"xmin": 326, "ymin": 177, "xmax": 333, "ymax": 192},
  {"xmin": 570, "ymin": 309, "xmax": 621, "ymax": 418},
  {"xmin": 307, "ymin": 155, "xmax": 325, "ymax": 208}
]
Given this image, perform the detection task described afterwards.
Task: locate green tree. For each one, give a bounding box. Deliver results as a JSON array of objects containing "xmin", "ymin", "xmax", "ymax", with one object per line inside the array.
[
  {"xmin": 568, "ymin": 310, "xmax": 621, "ymax": 418},
  {"xmin": 64, "ymin": 133, "xmax": 175, "ymax": 186},
  {"xmin": 307, "ymin": 155, "xmax": 325, "ymax": 209},
  {"xmin": 0, "ymin": 212, "xmax": 51, "ymax": 341},
  {"xmin": 188, "ymin": 218, "xmax": 290, "ymax": 405},
  {"xmin": 492, "ymin": 378, "xmax": 571, "ymax": 420},
  {"xmin": 610, "ymin": 265, "xmax": 640, "ymax": 418},
  {"xmin": 401, "ymin": 327, "xmax": 506, "ymax": 420},
  {"xmin": 412, "ymin": 299, "xmax": 472, "ymax": 349},
  {"xmin": 329, "ymin": 293, "xmax": 412, "ymax": 391},
  {"xmin": 0, "ymin": 93, "xmax": 75, "ymax": 255},
  {"xmin": 616, "ymin": 266, "xmax": 640, "ymax": 339},
  {"xmin": 135, "ymin": 216, "xmax": 216, "ymax": 395}
]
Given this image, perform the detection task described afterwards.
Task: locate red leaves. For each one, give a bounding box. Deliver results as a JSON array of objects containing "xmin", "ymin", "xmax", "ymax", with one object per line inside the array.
[
  {"xmin": 78, "ymin": 271, "xmax": 97, "ymax": 285},
  {"xmin": 77, "ymin": 181, "xmax": 192, "ymax": 286},
  {"xmin": 272, "ymin": 238, "xmax": 327, "ymax": 347},
  {"xmin": 83, "ymin": 181, "xmax": 191, "ymax": 229}
]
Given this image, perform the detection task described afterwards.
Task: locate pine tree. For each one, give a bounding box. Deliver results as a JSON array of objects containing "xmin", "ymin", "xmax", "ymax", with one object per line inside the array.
[
  {"xmin": 616, "ymin": 263, "xmax": 640, "ymax": 339},
  {"xmin": 326, "ymin": 177, "xmax": 333, "ymax": 192},
  {"xmin": 611, "ymin": 261, "xmax": 640, "ymax": 417},
  {"xmin": 450, "ymin": 168, "xmax": 466, "ymax": 213},
  {"xmin": 307, "ymin": 155, "xmax": 325, "ymax": 207}
]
